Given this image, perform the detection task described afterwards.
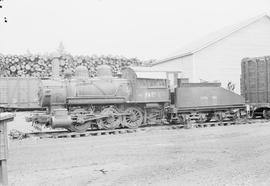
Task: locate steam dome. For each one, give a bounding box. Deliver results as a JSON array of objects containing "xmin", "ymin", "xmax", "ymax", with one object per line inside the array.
[
  {"xmin": 74, "ymin": 66, "xmax": 89, "ymax": 77},
  {"xmin": 96, "ymin": 65, "xmax": 112, "ymax": 77}
]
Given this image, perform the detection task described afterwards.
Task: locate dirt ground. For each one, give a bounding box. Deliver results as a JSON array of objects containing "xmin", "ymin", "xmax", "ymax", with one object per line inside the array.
[{"xmin": 6, "ymin": 113, "xmax": 270, "ymax": 186}]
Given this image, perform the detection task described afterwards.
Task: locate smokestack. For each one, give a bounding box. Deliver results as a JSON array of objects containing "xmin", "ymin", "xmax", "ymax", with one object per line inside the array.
[{"xmin": 52, "ymin": 58, "xmax": 60, "ymax": 79}]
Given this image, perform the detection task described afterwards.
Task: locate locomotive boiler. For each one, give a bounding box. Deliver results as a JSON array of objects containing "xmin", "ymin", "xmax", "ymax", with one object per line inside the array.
[{"xmin": 27, "ymin": 65, "xmax": 170, "ymax": 132}]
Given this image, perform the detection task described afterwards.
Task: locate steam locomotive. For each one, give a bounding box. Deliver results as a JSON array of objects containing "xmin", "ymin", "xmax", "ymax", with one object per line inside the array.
[{"xmin": 27, "ymin": 65, "xmax": 246, "ymax": 132}]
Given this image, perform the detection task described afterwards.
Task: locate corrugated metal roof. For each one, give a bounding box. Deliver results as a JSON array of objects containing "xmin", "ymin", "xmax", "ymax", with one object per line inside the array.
[
  {"xmin": 154, "ymin": 14, "xmax": 270, "ymax": 65},
  {"xmin": 126, "ymin": 66, "xmax": 178, "ymax": 79},
  {"xmin": 129, "ymin": 66, "xmax": 182, "ymax": 72},
  {"xmin": 135, "ymin": 71, "xmax": 167, "ymax": 79}
]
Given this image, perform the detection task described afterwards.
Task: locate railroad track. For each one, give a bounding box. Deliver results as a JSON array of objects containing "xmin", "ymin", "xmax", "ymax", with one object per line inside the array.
[{"xmin": 9, "ymin": 118, "xmax": 270, "ymax": 140}]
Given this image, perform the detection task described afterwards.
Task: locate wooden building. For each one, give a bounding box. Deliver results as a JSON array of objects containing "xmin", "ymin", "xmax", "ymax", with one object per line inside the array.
[{"xmin": 152, "ymin": 14, "xmax": 270, "ymax": 93}]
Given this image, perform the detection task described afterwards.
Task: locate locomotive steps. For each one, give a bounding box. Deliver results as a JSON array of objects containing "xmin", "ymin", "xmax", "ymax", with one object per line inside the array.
[{"xmin": 9, "ymin": 119, "xmax": 270, "ymax": 140}]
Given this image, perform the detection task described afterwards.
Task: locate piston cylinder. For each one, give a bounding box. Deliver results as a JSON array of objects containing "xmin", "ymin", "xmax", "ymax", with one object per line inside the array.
[{"xmin": 51, "ymin": 109, "xmax": 72, "ymax": 128}]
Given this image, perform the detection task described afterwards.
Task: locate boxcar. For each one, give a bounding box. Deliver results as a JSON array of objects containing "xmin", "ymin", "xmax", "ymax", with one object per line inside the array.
[
  {"xmin": 241, "ymin": 56, "xmax": 270, "ymax": 118},
  {"xmin": 0, "ymin": 77, "xmax": 41, "ymax": 111}
]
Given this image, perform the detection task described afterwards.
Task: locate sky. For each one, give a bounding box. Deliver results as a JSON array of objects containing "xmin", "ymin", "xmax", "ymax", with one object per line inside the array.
[{"xmin": 1, "ymin": 0, "xmax": 270, "ymax": 60}]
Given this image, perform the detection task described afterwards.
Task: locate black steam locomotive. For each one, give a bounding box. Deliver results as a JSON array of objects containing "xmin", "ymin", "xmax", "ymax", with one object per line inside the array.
[{"xmin": 27, "ymin": 65, "xmax": 246, "ymax": 132}]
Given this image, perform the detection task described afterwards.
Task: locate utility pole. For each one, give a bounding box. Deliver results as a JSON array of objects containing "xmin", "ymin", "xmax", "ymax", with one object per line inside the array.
[{"xmin": 0, "ymin": 113, "xmax": 15, "ymax": 186}]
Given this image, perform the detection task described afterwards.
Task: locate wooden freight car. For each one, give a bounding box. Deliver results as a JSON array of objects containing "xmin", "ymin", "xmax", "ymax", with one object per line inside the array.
[
  {"xmin": 241, "ymin": 56, "xmax": 270, "ymax": 118},
  {"xmin": 0, "ymin": 77, "xmax": 42, "ymax": 111}
]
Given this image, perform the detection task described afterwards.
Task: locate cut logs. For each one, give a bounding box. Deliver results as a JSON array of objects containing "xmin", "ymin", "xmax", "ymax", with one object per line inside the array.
[{"xmin": 0, "ymin": 54, "xmax": 148, "ymax": 78}]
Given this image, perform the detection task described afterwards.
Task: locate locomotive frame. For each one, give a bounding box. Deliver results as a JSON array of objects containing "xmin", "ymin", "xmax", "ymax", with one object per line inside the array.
[{"xmin": 27, "ymin": 65, "xmax": 171, "ymax": 132}]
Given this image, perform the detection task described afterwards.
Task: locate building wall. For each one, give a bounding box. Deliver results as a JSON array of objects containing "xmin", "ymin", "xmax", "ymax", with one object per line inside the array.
[
  {"xmin": 152, "ymin": 55, "xmax": 194, "ymax": 90},
  {"xmin": 153, "ymin": 55, "xmax": 194, "ymax": 81},
  {"xmin": 192, "ymin": 16, "xmax": 270, "ymax": 93}
]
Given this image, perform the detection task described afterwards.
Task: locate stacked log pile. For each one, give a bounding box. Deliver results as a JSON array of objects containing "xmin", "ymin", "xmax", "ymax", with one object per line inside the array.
[{"xmin": 0, "ymin": 54, "xmax": 146, "ymax": 78}]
